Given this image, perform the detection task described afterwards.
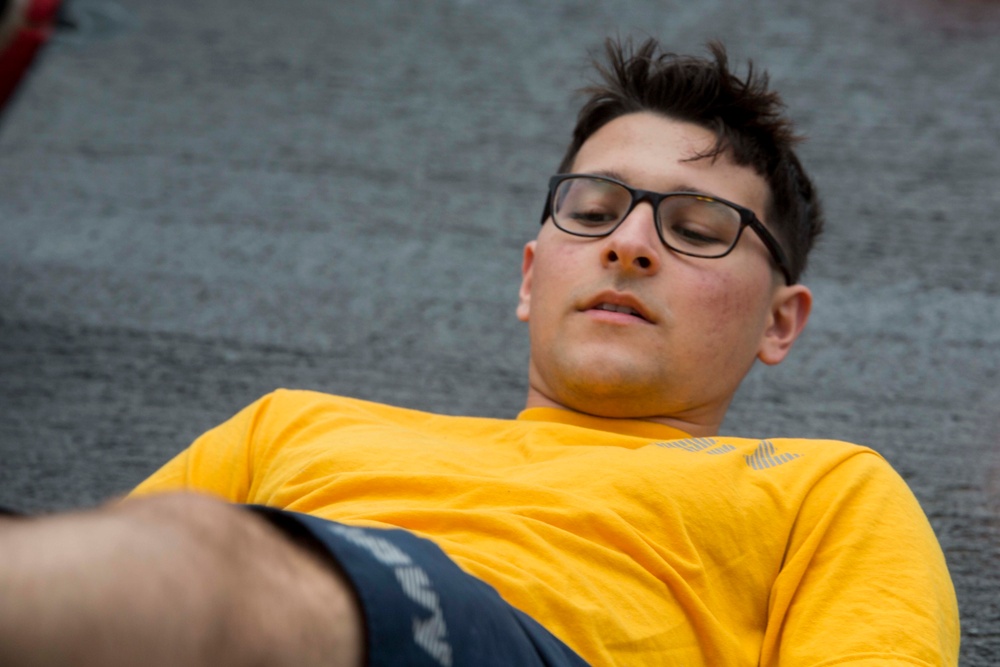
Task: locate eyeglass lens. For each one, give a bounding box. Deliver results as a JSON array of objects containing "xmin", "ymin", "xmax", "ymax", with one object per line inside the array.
[{"xmin": 552, "ymin": 177, "xmax": 743, "ymax": 258}]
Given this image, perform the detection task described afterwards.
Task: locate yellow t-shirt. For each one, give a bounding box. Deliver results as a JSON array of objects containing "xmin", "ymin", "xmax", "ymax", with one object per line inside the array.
[{"xmin": 132, "ymin": 389, "xmax": 959, "ymax": 666}]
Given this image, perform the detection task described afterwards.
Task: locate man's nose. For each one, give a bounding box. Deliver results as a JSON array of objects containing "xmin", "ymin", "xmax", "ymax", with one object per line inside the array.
[{"xmin": 601, "ymin": 203, "xmax": 661, "ymax": 273}]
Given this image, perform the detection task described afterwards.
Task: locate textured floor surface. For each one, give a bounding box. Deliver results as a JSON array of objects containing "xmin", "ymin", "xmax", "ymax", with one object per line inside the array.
[{"xmin": 1, "ymin": 0, "xmax": 998, "ymax": 662}]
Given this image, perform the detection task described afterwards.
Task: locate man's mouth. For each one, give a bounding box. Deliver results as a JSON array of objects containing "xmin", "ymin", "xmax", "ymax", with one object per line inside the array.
[{"xmin": 591, "ymin": 302, "xmax": 650, "ymax": 322}]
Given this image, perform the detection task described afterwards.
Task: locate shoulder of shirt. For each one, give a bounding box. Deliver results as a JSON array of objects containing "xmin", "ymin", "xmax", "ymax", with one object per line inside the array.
[
  {"xmin": 260, "ymin": 389, "xmax": 424, "ymax": 416},
  {"xmin": 266, "ymin": 388, "xmax": 381, "ymax": 407},
  {"xmin": 259, "ymin": 389, "xmax": 500, "ymax": 424},
  {"xmin": 737, "ymin": 434, "xmax": 890, "ymax": 461}
]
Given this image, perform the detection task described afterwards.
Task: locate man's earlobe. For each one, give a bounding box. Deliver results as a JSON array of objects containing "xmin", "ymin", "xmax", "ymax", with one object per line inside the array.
[
  {"xmin": 516, "ymin": 241, "xmax": 537, "ymax": 323},
  {"xmin": 757, "ymin": 284, "xmax": 812, "ymax": 366}
]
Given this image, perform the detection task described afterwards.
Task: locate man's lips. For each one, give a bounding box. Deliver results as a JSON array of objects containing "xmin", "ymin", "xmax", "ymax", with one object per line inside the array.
[
  {"xmin": 581, "ymin": 292, "xmax": 655, "ymax": 323},
  {"xmin": 592, "ymin": 302, "xmax": 646, "ymax": 319}
]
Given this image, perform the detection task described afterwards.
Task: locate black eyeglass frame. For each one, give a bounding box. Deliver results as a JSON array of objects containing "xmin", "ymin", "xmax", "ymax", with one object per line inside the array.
[{"xmin": 540, "ymin": 173, "xmax": 794, "ymax": 285}]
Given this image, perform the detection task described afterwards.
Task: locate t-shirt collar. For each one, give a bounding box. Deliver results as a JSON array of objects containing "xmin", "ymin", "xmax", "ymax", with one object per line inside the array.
[{"xmin": 517, "ymin": 407, "xmax": 692, "ymax": 441}]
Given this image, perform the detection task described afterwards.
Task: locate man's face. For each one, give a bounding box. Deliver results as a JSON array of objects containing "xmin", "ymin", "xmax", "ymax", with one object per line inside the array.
[{"xmin": 517, "ymin": 112, "xmax": 810, "ymax": 432}]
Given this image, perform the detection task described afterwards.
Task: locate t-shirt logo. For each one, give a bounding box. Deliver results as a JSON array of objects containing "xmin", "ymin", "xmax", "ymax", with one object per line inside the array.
[{"xmin": 654, "ymin": 437, "xmax": 802, "ymax": 470}]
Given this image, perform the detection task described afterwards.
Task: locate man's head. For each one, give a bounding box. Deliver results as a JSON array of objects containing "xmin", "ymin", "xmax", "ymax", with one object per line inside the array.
[
  {"xmin": 517, "ymin": 39, "xmax": 819, "ymax": 435},
  {"xmin": 557, "ymin": 38, "xmax": 823, "ymax": 283}
]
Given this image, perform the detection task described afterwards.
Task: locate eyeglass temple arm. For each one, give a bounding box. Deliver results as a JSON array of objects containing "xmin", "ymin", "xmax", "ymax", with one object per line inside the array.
[
  {"xmin": 749, "ymin": 219, "xmax": 794, "ymax": 285},
  {"xmin": 539, "ymin": 197, "xmax": 552, "ymax": 226}
]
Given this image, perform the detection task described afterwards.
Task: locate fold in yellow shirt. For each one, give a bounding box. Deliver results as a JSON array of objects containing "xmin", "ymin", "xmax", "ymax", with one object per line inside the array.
[{"xmin": 132, "ymin": 389, "xmax": 959, "ymax": 666}]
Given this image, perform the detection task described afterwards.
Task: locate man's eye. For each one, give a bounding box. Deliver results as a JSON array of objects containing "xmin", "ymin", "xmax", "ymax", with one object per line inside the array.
[
  {"xmin": 568, "ymin": 210, "xmax": 618, "ymax": 226},
  {"xmin": 670, "ymin": 224, "xmax": 725, "ymax": 246}
]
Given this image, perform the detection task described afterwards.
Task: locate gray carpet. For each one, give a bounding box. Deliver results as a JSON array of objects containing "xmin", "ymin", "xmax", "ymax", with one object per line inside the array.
[{"xmin": 1, "ymin": 0, "xmax": 997, "ymax": 662}]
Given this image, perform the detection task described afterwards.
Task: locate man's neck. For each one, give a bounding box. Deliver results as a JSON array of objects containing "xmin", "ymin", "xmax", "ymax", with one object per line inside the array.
[{"xmin": 522, "ymin": 386, "xmax": 724, "ymax": 438}]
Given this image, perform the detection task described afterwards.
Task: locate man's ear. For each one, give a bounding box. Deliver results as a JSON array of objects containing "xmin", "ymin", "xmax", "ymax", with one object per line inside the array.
[
  {"xmin": 516, "ymin": 240, "xmax": 537, "ymax": 323},
  {"xmin": 757, "ymin": 284, "xmax": 812, "ymax": 366}
]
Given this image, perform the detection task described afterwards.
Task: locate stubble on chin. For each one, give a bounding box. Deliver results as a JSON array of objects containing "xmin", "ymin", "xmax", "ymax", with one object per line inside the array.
[{"xmin": 541, "ymin": 343, "xmax": 671, "ymax": 418}]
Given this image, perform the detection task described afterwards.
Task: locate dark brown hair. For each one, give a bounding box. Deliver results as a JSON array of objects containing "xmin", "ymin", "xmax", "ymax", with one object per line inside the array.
[{"xmin": 558, "ymin": 38, "xmax": 823, "ymax": 283}]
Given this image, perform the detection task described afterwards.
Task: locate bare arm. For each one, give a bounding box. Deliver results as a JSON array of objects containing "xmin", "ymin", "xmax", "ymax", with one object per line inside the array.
[{"xmin": 0, "ymin": 494, "xmax": 363, "ymax": 667}]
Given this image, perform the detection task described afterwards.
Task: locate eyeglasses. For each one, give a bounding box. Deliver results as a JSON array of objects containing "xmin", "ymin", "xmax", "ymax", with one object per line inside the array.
[{"xmin": 540, "ymin": 174, "xmax": 793, "ymax": 285}]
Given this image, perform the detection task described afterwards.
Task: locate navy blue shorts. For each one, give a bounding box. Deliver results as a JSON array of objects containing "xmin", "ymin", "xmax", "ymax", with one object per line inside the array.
[{"xmin": 250, "ymin": 506, "xmax": 590, "ymax": 667}]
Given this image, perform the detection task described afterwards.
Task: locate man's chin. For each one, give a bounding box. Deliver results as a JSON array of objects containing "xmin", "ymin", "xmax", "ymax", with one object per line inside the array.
[{"xmin": 531, "ymin": 349, "xmax": 678, "ymax": 416}]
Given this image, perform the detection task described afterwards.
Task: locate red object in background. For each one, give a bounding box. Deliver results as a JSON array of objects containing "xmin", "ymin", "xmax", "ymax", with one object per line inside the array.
[{"xmin": 0, "ymin": 0, "xmax": 64, "ymax": 112}]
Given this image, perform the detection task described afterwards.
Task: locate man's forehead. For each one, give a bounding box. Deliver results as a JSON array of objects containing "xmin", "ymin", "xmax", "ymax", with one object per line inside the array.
[{"xmin": 569, "ymin": 113, "xmax": 770, "ymax": 218}]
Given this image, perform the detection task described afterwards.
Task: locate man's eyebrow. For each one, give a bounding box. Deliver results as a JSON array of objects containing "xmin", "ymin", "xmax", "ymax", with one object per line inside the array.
[
  {"xmin": 588, "ymin": 168, "xmax": 629, "ymax": 182},
  {"xmin": 585, "ymin": 169, "xmax": 726, "ymax": 200}
]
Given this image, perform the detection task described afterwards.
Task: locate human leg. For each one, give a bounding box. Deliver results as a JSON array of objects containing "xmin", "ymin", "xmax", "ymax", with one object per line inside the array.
[{"xmin": 0, "ymin": 493, "xmax": 363, "ymax": 667}]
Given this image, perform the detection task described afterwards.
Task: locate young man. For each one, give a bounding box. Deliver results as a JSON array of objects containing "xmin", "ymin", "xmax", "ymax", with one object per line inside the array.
[{"xmin": 0, "ymin": 39, "xmax": 959, "ymax": 666}]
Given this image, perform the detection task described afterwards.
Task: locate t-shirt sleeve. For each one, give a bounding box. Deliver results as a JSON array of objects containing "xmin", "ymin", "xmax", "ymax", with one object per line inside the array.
[
  {"xmin": 761, "ymin": 450, "xmax": 960, "ymax": 666},
  {"xmin": 129, "ymin": 393, "xmax": 274, "ymax": 502}
]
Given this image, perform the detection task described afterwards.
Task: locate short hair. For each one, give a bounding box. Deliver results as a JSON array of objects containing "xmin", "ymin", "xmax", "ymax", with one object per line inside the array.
[{"xmin": 557, "ymin": 38, "xmax": 823, "ymax": 283}]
